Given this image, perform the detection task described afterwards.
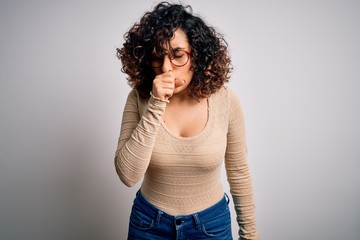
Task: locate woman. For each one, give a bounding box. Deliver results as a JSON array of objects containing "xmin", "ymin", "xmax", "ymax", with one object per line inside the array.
[{"xmin": 115, "ymin": 2, "xmax": 259, "ymax": 239}]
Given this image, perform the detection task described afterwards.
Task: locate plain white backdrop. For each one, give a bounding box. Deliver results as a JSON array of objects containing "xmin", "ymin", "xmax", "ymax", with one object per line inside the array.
[{"xmin": 1, "ymin": 0, "xmax": 359, "ymax": 239}]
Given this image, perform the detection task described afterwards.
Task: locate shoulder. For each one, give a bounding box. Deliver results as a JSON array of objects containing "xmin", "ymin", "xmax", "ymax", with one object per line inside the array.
[
  {"xmin": 126, "ymin": 89, "xmax": 148, "ymax": 103},
  {"xmin": 212, "ymin": 86, "xmax": 241, "ymax": 107},
  {"xmin": 214, "ymin": 86, "xmax": 245, "ymax": 122},
  {"xmin": 125, "ymin": 89, "xmax": 149, "ymax": 114},
  {"xmin": 127, "ymin": 89, "xmax": 140, "ymax": 100}
]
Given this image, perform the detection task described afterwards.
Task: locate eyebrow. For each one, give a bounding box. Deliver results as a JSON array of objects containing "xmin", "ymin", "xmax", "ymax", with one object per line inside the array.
[
  {"xmin": 171, "ymin": 47, "xmax": 186, "ymax": 50},
  {"xmin": 151, "ymin": 46, "xmax": 188, "ymax": 56}
]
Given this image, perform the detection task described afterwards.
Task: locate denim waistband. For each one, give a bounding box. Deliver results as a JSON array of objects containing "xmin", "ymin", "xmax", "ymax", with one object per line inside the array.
[{"xmin": 134, "ymin": 189, "xmax": 230, "ymax": 223}]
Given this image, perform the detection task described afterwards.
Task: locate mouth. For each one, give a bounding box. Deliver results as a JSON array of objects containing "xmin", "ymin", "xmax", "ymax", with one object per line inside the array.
[{"xmin": 175, "ymin": 79, "xmax": 186, "ymax": 88}]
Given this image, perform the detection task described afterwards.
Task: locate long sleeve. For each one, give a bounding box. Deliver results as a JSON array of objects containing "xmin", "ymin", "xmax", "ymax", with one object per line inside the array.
[
  {"xmin": 225, "ymin": 89, "xmax": 259, "ymax": 240},
  {"xmin": 114, "ymin": 90, "xmax": 166, "ymax": 187}
]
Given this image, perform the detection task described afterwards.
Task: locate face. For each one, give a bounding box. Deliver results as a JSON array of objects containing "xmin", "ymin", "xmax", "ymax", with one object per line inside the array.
[{"xmin": 151, "ymin": 28, "xmax": 194, "ymax": 95}]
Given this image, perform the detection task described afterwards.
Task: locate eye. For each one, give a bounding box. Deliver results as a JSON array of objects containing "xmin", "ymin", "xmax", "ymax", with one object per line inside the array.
[{"xmin": 172, "ymin": 50, "xmax": 185, "ymax": 59}]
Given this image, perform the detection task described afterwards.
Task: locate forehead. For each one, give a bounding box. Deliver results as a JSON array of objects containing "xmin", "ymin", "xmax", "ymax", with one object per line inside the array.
[{"xmin": 164, "ymin": 28, "xmax": 190, "ymax": 50}]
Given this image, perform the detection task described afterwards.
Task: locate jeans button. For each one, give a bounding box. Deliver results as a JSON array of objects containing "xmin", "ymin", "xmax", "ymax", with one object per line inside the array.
[{"xmin": 175, "ymin": 219, "xmax": 182, "ymax": 225}]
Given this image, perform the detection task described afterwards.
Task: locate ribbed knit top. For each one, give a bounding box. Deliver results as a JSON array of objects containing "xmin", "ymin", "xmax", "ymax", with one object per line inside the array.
[{"xmin": 115, "ymin": 87, "xmax": 258, "ymax": 239}]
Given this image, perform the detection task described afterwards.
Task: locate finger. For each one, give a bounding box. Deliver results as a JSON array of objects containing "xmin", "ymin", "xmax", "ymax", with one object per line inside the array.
[
  {"xmin": 155, "ymin": 88, "xmax": 173, "ymax": 100},
  {"xmin": 152, "ymin": 82, "xmax": 174, "ymax": 98},
  {"xmin": 162, "ymin": 75, "xmax": 176, "ymax": 84},
  {"xmin": 153, "ymin": 80, "xmax": 175, "ymax": 90},
  {"xmin": 160, "ymin": 71, "xmax": 175, "ymax": 80},
  {"xmin": 154, "ymin": 75, "xmax": 175, "ymax": 85}
]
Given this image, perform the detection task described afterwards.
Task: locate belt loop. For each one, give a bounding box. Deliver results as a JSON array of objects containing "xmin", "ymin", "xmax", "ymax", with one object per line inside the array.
[
  {"xmin": 193, "ymin": 213, "xmax": 201, "ymax": 230},
  {"xmin": 156, "ymin": 210, "xmax": 163, "ymax": 226},
  {"xmin": 225, "ymin": 193, "xmax": 230, "ymax": 205}
]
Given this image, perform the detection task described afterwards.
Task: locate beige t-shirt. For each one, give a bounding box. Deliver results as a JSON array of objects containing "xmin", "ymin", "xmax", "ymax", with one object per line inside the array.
[{"xmin": 115, "ymin": 86, "xmax": 258, "ymax": 239}]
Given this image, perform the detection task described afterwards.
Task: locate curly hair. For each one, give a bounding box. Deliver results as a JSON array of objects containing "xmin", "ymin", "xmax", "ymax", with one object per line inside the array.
[{"xmin": 117, "ymin": 2, "xmax": 232, "ymax": 99}]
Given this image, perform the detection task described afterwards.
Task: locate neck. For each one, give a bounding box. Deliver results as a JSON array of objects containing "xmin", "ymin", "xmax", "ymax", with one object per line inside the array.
[
  {"xmin": 170, "ymin": 91, "xmax": 203, "ymax": 105},
  {"xmin": 171, "ymin": 88, "xmax": 191, "ymax": 101}
]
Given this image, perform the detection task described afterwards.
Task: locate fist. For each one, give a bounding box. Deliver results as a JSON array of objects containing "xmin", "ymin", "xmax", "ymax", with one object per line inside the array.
[{"xmin": 152, "ymin": 71, "xmax": 185, "ymax": 101}]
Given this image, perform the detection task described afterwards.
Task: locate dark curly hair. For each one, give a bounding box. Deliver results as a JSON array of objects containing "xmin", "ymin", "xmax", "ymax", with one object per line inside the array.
[{"xmin": 117, "ymin": 1, "xmax": 232, "ymax": 99}]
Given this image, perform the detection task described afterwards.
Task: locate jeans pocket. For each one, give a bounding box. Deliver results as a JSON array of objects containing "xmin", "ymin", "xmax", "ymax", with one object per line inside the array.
[
  {"xmin": 201, "ymin": 210, "xmax": 231, "ymax": 237},
  {"xmin": 129, "ymin": 207, "xmax": 154, "ymax": 230}
]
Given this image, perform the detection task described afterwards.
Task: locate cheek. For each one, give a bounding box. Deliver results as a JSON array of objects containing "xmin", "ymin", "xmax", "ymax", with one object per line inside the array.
[
  {"xmin": 182, "ymin": 65, "xmax": 194, "ymax": 78},
  {"xmin": 186, "ymin": 69, "xmax": 194, "ymax": 81},
  {"xmin": 176, "ymin": 71, "xmax": 193, "ymax": 84},
  {"xmin": 178, "ymin": 72, "xmax": 194, "ymax": 89}
]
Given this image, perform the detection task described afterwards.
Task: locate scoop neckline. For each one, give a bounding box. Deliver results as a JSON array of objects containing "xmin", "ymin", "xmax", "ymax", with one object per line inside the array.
[{"xmin": 160, "ymin": 96, "xmax": 212, "ymax": 140}]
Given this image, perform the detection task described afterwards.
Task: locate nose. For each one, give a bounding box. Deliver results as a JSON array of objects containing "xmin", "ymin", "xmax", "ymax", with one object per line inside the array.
[{"xmin": 161, "ymin": 55, "xmax": 173, "ymax": 72}]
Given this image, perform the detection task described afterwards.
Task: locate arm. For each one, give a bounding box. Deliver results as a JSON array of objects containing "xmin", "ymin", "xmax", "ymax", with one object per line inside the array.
[
  {"xmin": 114, "ymin": 90, "xmax": 166, "ymax": 187},
  {"xmin": 225, "ymin": 89, "xmax": 259, "ymax": 240}
]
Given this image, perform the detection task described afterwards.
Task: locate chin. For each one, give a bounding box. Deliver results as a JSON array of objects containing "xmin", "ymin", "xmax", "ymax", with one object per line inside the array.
[{"xmin": 173, "ymin": 86, "xmax": 186, "ymax": 94}]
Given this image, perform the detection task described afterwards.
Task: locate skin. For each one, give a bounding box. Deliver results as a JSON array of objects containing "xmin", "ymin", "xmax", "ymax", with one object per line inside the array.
[{"xmin": 151, "ymin": 29, "xmax": 208, "ymax": 137}]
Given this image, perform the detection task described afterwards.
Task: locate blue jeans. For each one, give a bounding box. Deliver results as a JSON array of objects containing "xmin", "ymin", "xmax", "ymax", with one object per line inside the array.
[{"xmin": 127, "ymin": 190, "xmax": 232, "ymax": 240}]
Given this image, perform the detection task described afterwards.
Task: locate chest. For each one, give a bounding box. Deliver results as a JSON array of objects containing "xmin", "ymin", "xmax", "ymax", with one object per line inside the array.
[
  {"xmin": 151, "ymin": 98, "xmax": 229, "ymax": 167},
  {"xmin": 162, "ymin": 98, "xmax": 208, "ymax": 138}
]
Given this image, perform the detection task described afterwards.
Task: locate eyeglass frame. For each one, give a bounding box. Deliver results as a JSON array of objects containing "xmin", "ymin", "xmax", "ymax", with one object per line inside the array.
[{"xmin": 151, "ymin": 49, "xmax": 191, "ymax": 68}]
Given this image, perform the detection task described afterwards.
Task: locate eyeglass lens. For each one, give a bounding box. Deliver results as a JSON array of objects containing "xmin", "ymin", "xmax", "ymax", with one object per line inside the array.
[{"xmin": 151, "ymin": 50, "xmax": 189, "ymax": 68}]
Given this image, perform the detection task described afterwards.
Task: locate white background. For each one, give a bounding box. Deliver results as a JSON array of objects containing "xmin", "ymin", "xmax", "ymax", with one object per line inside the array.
[{"xmin": 1, "ymin": 0, "xmax": 359, "ymax": 239}]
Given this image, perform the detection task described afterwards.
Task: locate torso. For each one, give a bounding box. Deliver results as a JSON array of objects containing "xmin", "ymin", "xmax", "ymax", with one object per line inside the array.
[{"xmin": 141, "ymin": 87, "xmax": 229, "ymax": 215}]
